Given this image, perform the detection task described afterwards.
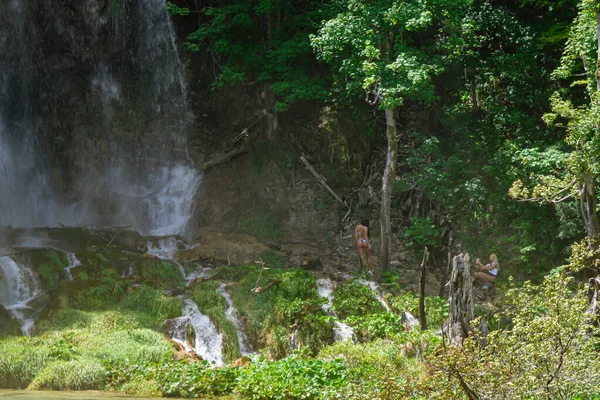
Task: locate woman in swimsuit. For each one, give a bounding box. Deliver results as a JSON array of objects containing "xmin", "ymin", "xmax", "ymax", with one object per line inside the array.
[
  {"xmin": 474, "ymin": 254, "xmax": 499, "ymax": 288},
  {"xmin": 355, "ymin": 219, "xmax": 372, "ymax": 272}
]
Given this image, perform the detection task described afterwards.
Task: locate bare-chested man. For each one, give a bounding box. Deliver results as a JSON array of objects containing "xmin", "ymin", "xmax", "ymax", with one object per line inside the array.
[{"xmin": 355, "ymin": 219, "xmax": 372, "ymax": 272}]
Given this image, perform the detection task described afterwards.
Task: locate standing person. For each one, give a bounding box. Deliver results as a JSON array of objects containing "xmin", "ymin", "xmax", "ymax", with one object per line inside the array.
[
  {"xmin": 474, "ymin": 254, "xmax": 499, "ymax": 289},
  {"xmin": 355, "ymin": 219, "xmax": 372, "ymax": 273}
]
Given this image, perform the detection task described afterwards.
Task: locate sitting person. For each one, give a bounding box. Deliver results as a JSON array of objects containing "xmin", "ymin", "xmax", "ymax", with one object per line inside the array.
[{"xmin": 474, "ymin": 254, "xmax": 499, "ymax": 289}]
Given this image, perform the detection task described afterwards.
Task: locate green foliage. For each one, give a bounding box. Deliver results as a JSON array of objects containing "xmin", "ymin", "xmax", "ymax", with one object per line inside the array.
[
  {"xmin": 319, "ymin": 338, "xmax": 432, "ymax": 399},
  {"xmin": 345, "ymin": 312, "xmax": 403, "ymax": 342},
  {"xmin": 71, "ymin": 275, "xmax": 128, "ymax": 309},
  {"xmin": 235, "ymin": 354, "xmax": 347, "ymax": 400},
  {"xmin": 28, "ymin": 358, "xmax": 107, "ymax": 390},
  {"xmin": 389, "ymin": 293, "xmax": 449, "ymax": 329},
  {"xmin": 120, "ymin": 285, "xmax": 182, "ymax": 325},
  {"xmin": 311, "ymin": 0, "xmax": 468, "ymax": 109},
  {"xmin": 140, "ymin": 261, "xmax": 181, "ymax": 281},
  {"xmin": 431, "ymin": 273, "xmax": 600, "ymax": 398},
  {"xmin": 403, "ymin": 216, "xmax": 442, "ymax": 248},
  {"xmin": 260, "ymin": 248, "xmax": 286, "ymax": 269},
  {"xmin": 171, "ymin": 0, "xmax": 329, "ymax": 111},
  {"xmin": 106, "ymin": 359, "xmax": 238, "ymax": 398},
  {"xmin": 0, "ymin": 338, "xmax": 52, "ymax": 388},
  {"xmin": 331, "ymin": 279, "xmax": 385, "ymax": 320}
]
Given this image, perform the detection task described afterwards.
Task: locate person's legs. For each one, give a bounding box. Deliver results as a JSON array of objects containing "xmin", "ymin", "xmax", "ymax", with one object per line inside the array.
[
  {"xmin": 357, "ymin": 246, "xmax": 366, "ymax": 268},
  {"xmin": 474, "ymin": 272, "xmax": 495, "ymax": 284},
  {"xmin": 365, "ymin": 246, "xmax": 372, "ymax": 271}
]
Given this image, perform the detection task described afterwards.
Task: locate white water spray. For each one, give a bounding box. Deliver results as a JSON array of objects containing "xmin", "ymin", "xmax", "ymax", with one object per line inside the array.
[
  {"xmin": 184, "ymin": 298, "xmax": 223, "ymax": 364},
  {"xmin": 358, "ymin": 278, "xmax": 391, "ymax": 312},
  {"xmin": 0, "ymin": 256, "xmax": 41, "ymax": 335},
  {"xmin": 217, "ymin": 284, "xmax": 254, "ymax": 356},
  {"xmin": 63, "ymin": 253, "xmax": 81, "ymax": 281},
  {"xmin": 316, "ymin": 278, "xmax": 355, "ymax": 342}
]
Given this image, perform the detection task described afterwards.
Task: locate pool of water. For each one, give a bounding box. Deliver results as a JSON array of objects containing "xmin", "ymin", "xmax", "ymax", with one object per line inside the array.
[{"xmin": 0, "ymin": 391, "xmax": 167, "ymax": 400}]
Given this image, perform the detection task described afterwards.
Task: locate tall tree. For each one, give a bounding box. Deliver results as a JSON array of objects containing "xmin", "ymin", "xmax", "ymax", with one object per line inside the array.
[
  {"xmin": 511, "ymin": 0, "xmax": 600, "ymax": 274},
  {"xmin": 311, "ymin": 0, "xmax": 469, "ymax": 274}
]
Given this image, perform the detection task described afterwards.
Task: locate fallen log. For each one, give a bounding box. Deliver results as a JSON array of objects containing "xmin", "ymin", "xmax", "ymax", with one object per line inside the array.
[
  {"xmin": 202, "ymin": 146, "xmax": 250, "ymax": 172},
  {"xmin": 252, "ymin": 278, "xmax": 281, "ymax": 293},
  {"xmin": 300, "ymin": 155, "xmax": 348, "ymax": 209}
]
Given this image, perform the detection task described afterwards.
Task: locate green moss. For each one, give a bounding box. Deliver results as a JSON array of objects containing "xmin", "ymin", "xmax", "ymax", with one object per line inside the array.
[
  {"xmin": 140, "ymin": 261, "xmax": 181, "ymax": 281},
  {"xmin": 120, "ymin": 284, "xmax": 182, "ymax": 326}
]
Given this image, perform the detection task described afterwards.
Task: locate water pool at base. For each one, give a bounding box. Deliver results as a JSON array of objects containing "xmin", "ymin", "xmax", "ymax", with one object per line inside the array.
[{"xmin": 0, "ymin": 390, "xmax": 183, "ymax": 400}]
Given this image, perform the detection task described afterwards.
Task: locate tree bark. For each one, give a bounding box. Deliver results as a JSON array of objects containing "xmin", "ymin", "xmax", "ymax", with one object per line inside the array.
[
  {"xmin": 264, "ymin": 84, "xmax": 278, "ymax": 139},
  {"xmin": 444, "ymin": 253, "xmax": 475, "ymax": 346},
  {"xmin": 439, "ymin": 230, "xmax": 453, "ymax": 297},
  {"xmin": 380, "ymin": 107, "xmax": 398, "ymax": 274},
  {"xmin": 418, "ymin": 247, "xmax": 429, "ymax": 330}
]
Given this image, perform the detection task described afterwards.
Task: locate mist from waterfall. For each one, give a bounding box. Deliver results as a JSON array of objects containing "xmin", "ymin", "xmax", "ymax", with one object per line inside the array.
[{"xmin": 0, "ymin": 0, "xmax": 200, "ymax": 238}]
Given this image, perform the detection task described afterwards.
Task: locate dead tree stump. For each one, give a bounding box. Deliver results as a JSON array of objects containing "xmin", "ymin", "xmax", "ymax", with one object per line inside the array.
[{"xmin": 445, "ymin": 253, "xmax": 475, "ymax": 346}]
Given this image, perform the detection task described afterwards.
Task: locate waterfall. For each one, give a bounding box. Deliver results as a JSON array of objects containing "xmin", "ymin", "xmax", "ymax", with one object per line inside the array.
[
  {"xmin": 0, "ymin": 0, "xmax": 201, "ymax": 237},
  {"xmin": 217, "ymin": 284, "xmax": 254, "ymax": 356},
  {"xmin": 168, "ymin": 298, "xmax": 223, "ymax": 365},
  {"xmin": 358, "ymin": 279, "xmax": 391, "ymax": 312},
  {"xmin": 316, "ymin": 278, "xmax": 355, "ymax": 342},
  {"xmin": 0, "ymin": 256, "xmax": 41, "ymax": 335},
  {"xmin": 63, "ymin": 253, "xmax": 82, "ymax": 281}
]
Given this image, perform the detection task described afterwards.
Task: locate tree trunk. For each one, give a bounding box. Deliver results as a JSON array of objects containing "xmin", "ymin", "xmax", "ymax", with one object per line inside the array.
[
  {"xmin": 439, "ymin": 230, "xmax": 453, "ymax": 297},
  {"xmin": 379, "ymin": 107, "xmax": 398, "ymax": 275},
  {"xmin": 418, "ymin": 247, "xmax": 429, "ymax": 330},
  {"xmin": 264, "ymin": 85, "xmax": 278, "ymax": 140},
  {"xmin": 444, "ymin": 253, "xmax": 475, "ymax": 346}
]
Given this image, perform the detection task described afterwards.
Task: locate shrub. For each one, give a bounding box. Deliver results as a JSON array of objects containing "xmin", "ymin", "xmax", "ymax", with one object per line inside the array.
[
  {"xmin": 389, "ymin": 293, "xmax": 449, "ymax": 329},
  {"xmin": 120, "ymin": 284, "xmax": 182, "ymax": 325},
  {"xmin": 235, "ymin": 354, "xmax": 347, "ymax": 400},
  {"xmin": 331, "ymin": 280, "xmax": 384, "ymax": 320},
  {"xmin": 106, "ymin": 360, "xmax": 239, "ymax": 398},
  {"xmin": 83, "ymin": 329, "xmax": 171, "ymax": 364},
  {"xmin": 140, "ymin": 261, "xmax": 181, "ymax": 281},
  {"xmin": 345, "ymin": 312, "xmax": 404, "ymax": 342},
  {"xmin": 28, "ymin": 358, "xmax": 107, "ymax": 390},
  {"xmin": 430, "ymin": 273, "xmax": 600, "ymax": 399},
  {"xmin": 0, "ymin": 338, "xmax": 52, "ymax": 388},
  {"xmin": 319, "ymin": 338, "xmax": 430, "ymax": 399}
]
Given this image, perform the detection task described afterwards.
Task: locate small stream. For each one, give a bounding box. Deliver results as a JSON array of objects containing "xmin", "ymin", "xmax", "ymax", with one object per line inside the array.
[
  {"xmin": 316, "ymin": 278, "xmax": 356, "ymax": 342},
  {"xmin": 166, "ymin": 298, "xmax": 224, "ymax": 365},
  {"xmin": 217, "ymin": 284, "xmax": 254, "ymax": 356},
  {"xmin": 0, "ymin": 255, "xmax": 41, "ymax": 335}
]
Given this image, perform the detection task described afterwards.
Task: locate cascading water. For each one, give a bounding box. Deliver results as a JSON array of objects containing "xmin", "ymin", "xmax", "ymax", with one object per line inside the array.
[
  {"xmin": 180, "ymin": 298, "xmax": 223, "ymax": 365},
  {"xmin": 0, "ymin": 0, "xmax": 204, "ymax": 336},
  {"xmin": 0, "ymin": 256, "xmax": 41, "ymax": 335},
  {"xmin": 217, "ymin": 284, "xmax": 254, "ymax": 356},
  {"xmin": 358, "ymin": 278, "xmax": 391, "ymax": 312},
  {"xmin": 0, "ymin": 0, "xmax": 201, "ymax": 237},
  {"xmin": 316, "ymin": 278, "xmax": 356, "ymax": 342},
  {"xmin": 63, "ymin": 253, "xmax": 82, "ymax": 281}
]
